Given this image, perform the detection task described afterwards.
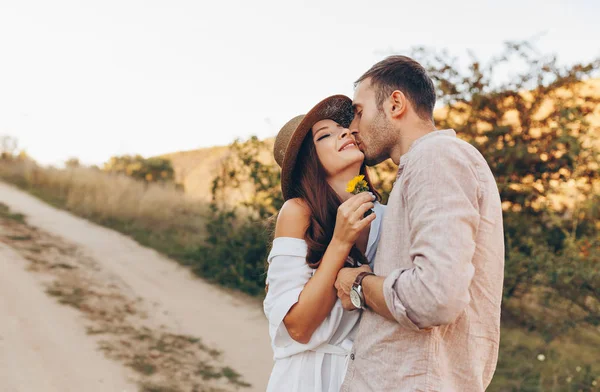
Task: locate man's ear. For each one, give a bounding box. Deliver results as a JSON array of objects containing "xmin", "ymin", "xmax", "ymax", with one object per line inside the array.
[{"xmin": 389, "ymin": 90, "xmax": 407, "ymax": 120}]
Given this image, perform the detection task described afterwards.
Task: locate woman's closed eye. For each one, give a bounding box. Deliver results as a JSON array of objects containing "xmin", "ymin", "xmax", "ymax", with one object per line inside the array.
[{"xmin": 317, "ymin": 134, "xmax": 330, "ymax": 141}]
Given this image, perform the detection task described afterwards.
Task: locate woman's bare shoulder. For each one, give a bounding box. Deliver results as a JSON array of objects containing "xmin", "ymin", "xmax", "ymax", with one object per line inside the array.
[{"xmin": 274, "ymin": 198, "xmax": 311, "ymax": 239}]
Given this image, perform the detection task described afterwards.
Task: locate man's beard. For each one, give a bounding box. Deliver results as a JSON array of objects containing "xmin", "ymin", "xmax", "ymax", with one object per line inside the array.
[{"xmin": 363, "ymin": 111, "xmax": 393, "ymax": 166}]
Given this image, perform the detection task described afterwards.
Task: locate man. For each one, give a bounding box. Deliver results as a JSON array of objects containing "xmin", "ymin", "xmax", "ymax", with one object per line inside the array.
[{"xmin": 335, "ymin": 55, "xmax": 505, "ymax": 391}]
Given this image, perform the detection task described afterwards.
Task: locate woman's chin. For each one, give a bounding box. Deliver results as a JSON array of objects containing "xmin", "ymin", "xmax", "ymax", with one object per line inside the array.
[
  {"xmin": 350, "ymin": 149, "xmax": 365, "ymax": 161},
  {"xmin": 326, "ymin": 151, "xmax": 365, "ymax": 174},
  {"xmin": 343, "ymin": 150, "xmax": 365, "ymax": 166}
]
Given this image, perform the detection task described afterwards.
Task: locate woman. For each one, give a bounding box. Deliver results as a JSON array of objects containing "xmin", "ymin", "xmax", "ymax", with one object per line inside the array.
[{"xmin": 263, "ymin": 95, "xmax": 386, "ymax": 391}]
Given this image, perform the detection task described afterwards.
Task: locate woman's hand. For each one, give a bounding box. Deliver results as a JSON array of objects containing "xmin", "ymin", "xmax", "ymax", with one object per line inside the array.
[
  {"xmin": 332, "ymin": 192, "xmax": 376, "ymax": 248},
  {"xmin": 335, "ymin": 264, "xmax": 372, "ymax": 310}
]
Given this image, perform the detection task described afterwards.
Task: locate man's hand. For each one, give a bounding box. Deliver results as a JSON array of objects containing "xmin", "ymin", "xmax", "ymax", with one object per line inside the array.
[{"xmin": 335, "ymin": 264, "xmax": 372, "ymax": 311}]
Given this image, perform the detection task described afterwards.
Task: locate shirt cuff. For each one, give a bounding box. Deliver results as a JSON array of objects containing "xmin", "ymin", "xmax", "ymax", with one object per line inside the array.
[{"xmin": 382, "ymin": 269, "xmax": 422, "ymax": 331}]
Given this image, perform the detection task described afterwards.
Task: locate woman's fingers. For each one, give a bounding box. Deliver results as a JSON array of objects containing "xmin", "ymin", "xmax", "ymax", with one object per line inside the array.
[
  {"xmin": 352, "ymin": 192, "xmax": 376, "ymax": 209},
  {"xmin": 334, "ymin": 192, "xmax": 377, "ymax": 245},
  {"xmin": 341, "ymin": 192, "xmax": 375, "ymax": 214},
  {"xmin": 357, "ymin": 210, "xmax": 376, "ymax": 230},
  {"xmin": 353, "ymin": 201, "xmax": 375, "ymax": 221}
]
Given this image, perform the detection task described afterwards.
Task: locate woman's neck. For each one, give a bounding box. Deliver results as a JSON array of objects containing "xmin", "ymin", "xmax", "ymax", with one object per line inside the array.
[{"xmin": 328, "ymin": 165, "xmax": 363, "ymax": 202}]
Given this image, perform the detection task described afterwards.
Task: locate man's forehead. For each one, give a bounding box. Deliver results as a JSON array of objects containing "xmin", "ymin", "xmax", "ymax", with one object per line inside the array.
[{"xmin": 352, "ymin": 79, "xmax": 371, "ymax": 104}]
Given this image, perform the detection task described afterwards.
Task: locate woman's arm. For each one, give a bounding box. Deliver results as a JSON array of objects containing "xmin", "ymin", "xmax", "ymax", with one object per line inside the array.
[{"xmin": 276, "ymin": 195, "xmax": 375, "ymax": 344}]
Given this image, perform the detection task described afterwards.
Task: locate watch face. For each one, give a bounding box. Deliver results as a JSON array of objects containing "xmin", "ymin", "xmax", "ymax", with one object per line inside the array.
[{"xmin": 350, "ymin": 288, "xmax": 362, "ymax": 308}]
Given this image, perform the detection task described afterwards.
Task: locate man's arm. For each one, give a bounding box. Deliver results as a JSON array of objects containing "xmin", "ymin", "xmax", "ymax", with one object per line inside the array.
[
  {"xmin": 335, "ymin": 266, "xmax": 393, "ymax": 318},
  {"xmin": 336, "ymin": 268, "xmax": 416, "ymax": 327},
  {"xmin": 360, "ymin": 275, "xmax": 393, "ymax": 319}
]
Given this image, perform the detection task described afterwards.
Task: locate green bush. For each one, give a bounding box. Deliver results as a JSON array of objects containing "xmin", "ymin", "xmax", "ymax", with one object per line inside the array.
[{"xmin": 185, "ymin": 205, "xmax": 271, "ymax": 296}]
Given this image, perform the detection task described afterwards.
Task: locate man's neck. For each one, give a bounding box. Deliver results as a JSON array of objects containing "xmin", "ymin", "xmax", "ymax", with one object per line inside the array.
[{"xmin": 390, "ymin": 121, "xmax": 437, "ymax": 165}]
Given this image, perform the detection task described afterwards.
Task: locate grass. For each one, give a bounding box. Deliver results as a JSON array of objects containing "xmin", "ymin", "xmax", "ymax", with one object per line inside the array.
[
  {"xmin": 0, "ymin": 202, "xmax": 26, "ymax": 223},
  {"xmin": 196, "ymin": 363, "xmax": 224, "ymax": 380},
  {"xmin": 45, "ymin": 285, "xmax": 86, "ymax": 309},
  {"xmin": 139, "ymin": 382, "xmax": 183, "ymax": 392},
  {"xmin": 221, "ymin": 367, "xmax": 251, "ymax": 388},
  {"xmin": 195, "ymin": 363, "xmax": 251, "ymax": 388},
  {"xmin": 0, "ymin": 159, "xmax": 209, "ymax": 263},
  {"xmin": 7, "ymin": 234, "xmax": 33, "ymax": 241},
  {"xmin": 49, "ymin": 263, "xmax": 76, "ymax": 270},
  {"xmin": 128, "ymin": 355, "xmax": 157, "ymax": 375},
  {"xmin": 489, "ymin": 323, "xmax": 600, "ymax": 391}
]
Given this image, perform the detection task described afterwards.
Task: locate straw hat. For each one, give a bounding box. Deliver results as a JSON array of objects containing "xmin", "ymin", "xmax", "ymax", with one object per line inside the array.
[{"xmin": 274, "ymin": 95, "xmax": 353, "ymax": 200}]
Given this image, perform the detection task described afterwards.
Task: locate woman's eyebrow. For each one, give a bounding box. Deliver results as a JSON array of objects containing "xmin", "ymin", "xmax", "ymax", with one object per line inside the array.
[{"xmin": 313, "ymin": 125, "xmax": 330, "ymax": 137}]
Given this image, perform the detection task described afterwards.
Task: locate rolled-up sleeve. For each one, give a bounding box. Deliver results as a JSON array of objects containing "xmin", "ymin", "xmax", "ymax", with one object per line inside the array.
[{"xmin": 383, "ymin": 142, "xmax": 480, "ymax": 330}]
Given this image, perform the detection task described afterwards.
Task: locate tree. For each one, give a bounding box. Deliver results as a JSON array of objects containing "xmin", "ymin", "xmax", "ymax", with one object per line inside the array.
[
  {"xmin": 0, "ymin": 136, "xmax": 18, "ymax": 160},
  {"xmin": 404, "ymin": 40, "xmax": 600, "ymax": 332},
  {"xmin": 187, "ymin": 137, "xmax": 280, "ymax": 295},
  {"xmin": 211, "ymin": 136, "xmax": 283, "ymax": 219},
  {"xmin": 412, "ymin": 41, "xmax": 599, "ymax": 219},
  {"xmin": 102, "ymin": 154, "xmax": 176, "ymax": 184},
  {"xmin": 65, "ymin": 157, "xmax": 81, "ymax": 168}
]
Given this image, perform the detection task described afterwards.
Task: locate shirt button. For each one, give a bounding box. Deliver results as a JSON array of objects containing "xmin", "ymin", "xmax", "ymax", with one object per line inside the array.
[{"xmin": 350, "ymin": 353, "xmax": 355, "ymax": 360}]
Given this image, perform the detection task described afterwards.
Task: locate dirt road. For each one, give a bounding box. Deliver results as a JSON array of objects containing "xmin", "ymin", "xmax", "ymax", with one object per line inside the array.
[
  {"xmin": 0, "ymin": 181, "xmax": 272, "ymax": 392},
  {"xmin": 0, "ymin": 243, "xmax": 138, "ymax": 392}
]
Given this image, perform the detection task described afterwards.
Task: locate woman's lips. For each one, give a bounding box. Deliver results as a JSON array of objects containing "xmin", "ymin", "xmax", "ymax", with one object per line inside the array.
[{"xmin": 339, "ymin": 141, "xmax": 357, "ymax": 151}]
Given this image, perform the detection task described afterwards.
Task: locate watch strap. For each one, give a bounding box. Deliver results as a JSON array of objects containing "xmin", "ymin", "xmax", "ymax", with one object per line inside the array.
[{"xmin": 353, "ymin": 271, "xmax": 375, "ymax": 288}]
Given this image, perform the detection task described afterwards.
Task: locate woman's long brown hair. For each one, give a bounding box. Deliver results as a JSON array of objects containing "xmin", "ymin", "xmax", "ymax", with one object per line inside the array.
[{"xmin": 289, "ymin": 131, "xmax": 380, "ymax": 269}]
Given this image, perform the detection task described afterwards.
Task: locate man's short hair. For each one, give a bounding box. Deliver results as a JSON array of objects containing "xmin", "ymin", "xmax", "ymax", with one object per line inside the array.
[{"xmin": 355, "ymin": 55, "xmax": 436, "ymax": 121}]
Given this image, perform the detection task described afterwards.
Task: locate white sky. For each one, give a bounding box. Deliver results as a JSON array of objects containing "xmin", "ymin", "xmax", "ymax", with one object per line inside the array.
[{"xmin": 1, "ymin": 0, "xmax": 598, "ymax": 166}]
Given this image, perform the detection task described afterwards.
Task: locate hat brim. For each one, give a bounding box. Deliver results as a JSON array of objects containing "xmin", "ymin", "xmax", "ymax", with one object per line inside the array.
[{"xmin": 280, "ymin": 95, "xmax": 354, "ymax": 201}]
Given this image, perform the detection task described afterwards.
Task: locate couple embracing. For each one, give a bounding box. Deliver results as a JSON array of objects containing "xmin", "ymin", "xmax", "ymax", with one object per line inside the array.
[{"xmin": 263, "ymin": 55, "xmax": 505, "ymax": 392}]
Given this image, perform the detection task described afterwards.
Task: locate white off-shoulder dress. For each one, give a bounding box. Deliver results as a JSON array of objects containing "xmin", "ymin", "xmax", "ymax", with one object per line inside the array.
[{"xmin": 263, "ymin": 202, "xmax": 385, "ymax": 392}]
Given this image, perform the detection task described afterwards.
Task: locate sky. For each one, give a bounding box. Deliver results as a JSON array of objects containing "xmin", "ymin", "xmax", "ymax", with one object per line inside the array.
[{"xmin": 0, "ymin": 0, "xmax": 598, "ymax": 166}]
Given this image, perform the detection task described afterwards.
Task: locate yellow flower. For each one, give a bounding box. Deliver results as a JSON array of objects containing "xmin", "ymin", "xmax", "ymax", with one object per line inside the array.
[
  {"xmin": 346, "ymin": 175, "xmax": 369, "ymax": 195},
  {"xmin": 346, "ymin": 175, "xmax": 365, "ymax": 193},
  {"xmin": 347, "ymin": 174, "xmax": 374, "ymax": 217}
]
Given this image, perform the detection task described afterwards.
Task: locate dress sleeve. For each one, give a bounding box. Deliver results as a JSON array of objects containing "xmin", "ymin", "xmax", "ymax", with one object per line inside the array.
[
  {"xmin": 263, "ymin": 238, "xmax": 313, "ymax": 347},
  {"xmin": 263, "ymin": 238, "xmax": 351, "ymax": 350}
]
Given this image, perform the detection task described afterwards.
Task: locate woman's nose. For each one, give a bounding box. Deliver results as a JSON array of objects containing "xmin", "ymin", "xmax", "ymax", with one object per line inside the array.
[{"xmin": 339, "ymin": 129, "xmax": 349, "ymax": 140}]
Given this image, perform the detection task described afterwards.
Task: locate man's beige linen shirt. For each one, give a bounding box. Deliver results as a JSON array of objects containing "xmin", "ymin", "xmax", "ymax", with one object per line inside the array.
[{"xmin": 341, "ymin": 129, "xmax": 505, "ymax": 392}]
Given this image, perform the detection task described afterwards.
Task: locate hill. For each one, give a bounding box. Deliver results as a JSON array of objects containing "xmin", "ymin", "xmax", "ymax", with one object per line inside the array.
[{"xmin": 160, "ymin": 139, "xmax": 275, "ymax": 201}]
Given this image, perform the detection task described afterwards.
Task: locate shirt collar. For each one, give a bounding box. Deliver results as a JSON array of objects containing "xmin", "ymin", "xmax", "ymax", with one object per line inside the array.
[
  {"xmin": 398, "ymin": 129, "xmax": 456, "ymax": 168},
  {"xmin": 394, "ymin": 129, "xmax": 456, "ymax": 181}
]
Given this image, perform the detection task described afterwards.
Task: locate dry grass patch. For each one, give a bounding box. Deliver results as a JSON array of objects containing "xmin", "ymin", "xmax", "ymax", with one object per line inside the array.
[{"xmin": 0, "ymin": 160, "xmax": 209, "ymax": 259}]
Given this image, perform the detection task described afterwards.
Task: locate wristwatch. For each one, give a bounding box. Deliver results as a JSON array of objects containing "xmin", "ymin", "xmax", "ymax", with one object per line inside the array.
[{"xmin": 350, "ymin": 271, "xmax": 375, "ymax": 309}]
